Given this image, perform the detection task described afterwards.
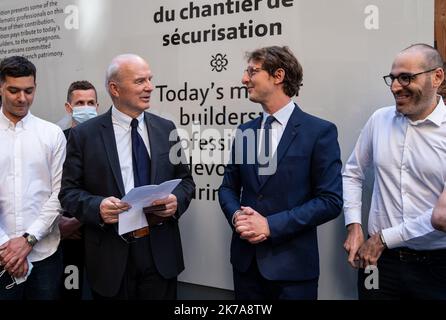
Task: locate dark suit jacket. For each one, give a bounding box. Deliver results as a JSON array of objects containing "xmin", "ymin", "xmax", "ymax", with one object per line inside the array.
[
  {"xmin": 219, "ymin": 104, "xmax": 342, "ymax": 283},
  {"xmin": 59, "ymin": 108, "xmax": 195, "ymax": 297}
]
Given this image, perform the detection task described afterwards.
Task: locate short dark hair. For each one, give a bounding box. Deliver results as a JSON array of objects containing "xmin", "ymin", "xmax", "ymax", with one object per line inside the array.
[
  {"xmin": 403, "ymin": 43, "xmax": 444, "ymax": 69},
  {"xmin": 0, "ymin": 56, "xmax": 36, "ymax": 84},
  {"xmin": 246, "ymin": 46, "xmax": 303, "ymax": 97},
  {"xmin": 66, "ymin": 80, "xmax": 97, "ymax": 103}
]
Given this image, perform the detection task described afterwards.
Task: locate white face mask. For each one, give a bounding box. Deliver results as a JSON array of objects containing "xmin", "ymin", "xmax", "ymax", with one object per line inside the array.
[{"xmin": 72, "ymin": 106, "xmax": 97, "ymax": 124}]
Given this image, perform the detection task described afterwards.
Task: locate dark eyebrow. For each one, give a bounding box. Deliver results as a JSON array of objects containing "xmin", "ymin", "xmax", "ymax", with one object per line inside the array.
[{"xmin": 8, "ymin": 86, "xmax": 35, "ymax": 91}]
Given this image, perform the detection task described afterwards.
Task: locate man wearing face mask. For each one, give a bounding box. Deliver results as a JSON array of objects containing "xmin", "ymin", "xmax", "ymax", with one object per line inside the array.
[
  {"xmin": 59, "ymin": 80, "xmax": 98, "ymax": 300},
  {"xmin": 65, "ymin": 80, "xmax": 99, "ymax": 129}
]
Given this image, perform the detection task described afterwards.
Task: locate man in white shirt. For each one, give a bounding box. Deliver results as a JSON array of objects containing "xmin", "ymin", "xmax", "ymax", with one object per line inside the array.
[
  {"xmin": 0, "ymin": 56, "xmax": 66, "ymax": 299},
  {"xmin": 343, "ymin": 44, "xmax": 446, "ymax": 299}
]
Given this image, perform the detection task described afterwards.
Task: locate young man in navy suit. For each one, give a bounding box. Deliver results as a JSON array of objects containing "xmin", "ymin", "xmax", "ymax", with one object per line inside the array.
[{"xmin": 219, "ymin": 46, "xmax": 343, "ymax": 300}]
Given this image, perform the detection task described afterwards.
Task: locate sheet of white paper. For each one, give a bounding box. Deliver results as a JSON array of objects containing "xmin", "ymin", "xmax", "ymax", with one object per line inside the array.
[{"xmin": 118, "ymin": 179, "xmax": 181, "ymax": 235}]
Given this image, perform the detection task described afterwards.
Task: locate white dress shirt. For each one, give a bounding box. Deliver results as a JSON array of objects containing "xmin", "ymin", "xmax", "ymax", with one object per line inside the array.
[
  {"xmin": 0, "ymin": 110, "xmax": 66, "ymax": 262},
  {"xmin": 111, "ymin": 106, "xmax": 151, "ymax": 194},
  {"xmin": 343, "ymin": 96, "xmax": 446, "ymax": 250},
  {"xmin": 258, "ymin": 100, "xmax": 295, "ymax": 155}
]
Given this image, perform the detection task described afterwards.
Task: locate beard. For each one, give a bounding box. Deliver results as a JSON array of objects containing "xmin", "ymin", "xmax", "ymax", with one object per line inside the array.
[{"xmin": 394, "ymin": 84, "xmax": 435, "ymax": 119}]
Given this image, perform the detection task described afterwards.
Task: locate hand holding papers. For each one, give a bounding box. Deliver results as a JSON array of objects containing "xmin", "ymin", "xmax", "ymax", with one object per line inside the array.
[
  {"xmin": 118, "ymin": 179, "xmax": 181, "ymax": 235},
  {"xmin": 143, "ymin": 203, "xmax": 169, "ymax": 226}
]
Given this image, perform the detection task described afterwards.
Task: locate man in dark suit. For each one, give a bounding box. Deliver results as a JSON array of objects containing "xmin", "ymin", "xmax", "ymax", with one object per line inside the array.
[
  {"xmin": 59, "ymin": 80, "xmax": 98, "ymax": 300},
  {"xmin": 59, "ymin": 54, "xmax": 195, "ymax": 299},
  {"xmin": 219, "ymin": 46, "xmax": 343, "ymax": 299}
]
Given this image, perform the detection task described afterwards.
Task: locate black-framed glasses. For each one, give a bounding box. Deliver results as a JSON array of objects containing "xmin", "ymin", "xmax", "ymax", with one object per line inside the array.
[
  {"xmin": 383, "ymin": 67, "xmax": 440, "ymax": 87},
  {"xmin": 244, "ymin": 67, "xmax": 263, "ymax": 78}
]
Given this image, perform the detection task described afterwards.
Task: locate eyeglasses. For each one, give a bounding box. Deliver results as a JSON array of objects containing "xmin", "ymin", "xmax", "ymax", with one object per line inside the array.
[
  {"xmin": 383, "ymin": 67, "xmax": 440, "ymax": 87},
  {"xmin": 244, "ymin": 67, "xmax": 263, "ymax": 78}
]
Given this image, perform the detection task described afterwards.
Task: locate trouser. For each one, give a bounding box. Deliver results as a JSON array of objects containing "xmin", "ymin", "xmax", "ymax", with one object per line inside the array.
[
  {"xmin": 60, "ymin": 239, "xmax": 90, "ymax": 300},
  {"xmin": 358, "ymin": 247, "xmax": 446, "ymax": 300},
  {"xmin": 233, "ymin": 258, "xmax": 318, "ymax": 300},
  {"xmin": 0, "ymin": 247, "xmax": 63, "ymax": 300},
  {"xmin": 91, "ymin": 235, "xmax": 177, "ymax": 300}
]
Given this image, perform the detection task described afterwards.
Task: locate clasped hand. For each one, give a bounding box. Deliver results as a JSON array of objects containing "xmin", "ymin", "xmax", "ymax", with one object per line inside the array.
[{"xmin": 234, "ymin": 206, "xmax": 270, "ymax": 244}]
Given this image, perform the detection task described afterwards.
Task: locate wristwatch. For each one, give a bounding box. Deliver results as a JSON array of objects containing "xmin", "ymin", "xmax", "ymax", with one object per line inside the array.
[
  {"xmin": 378, "ymin": 230, "xmax": 387, "ymax": 248},
  {"xmin": 22, "ymin": 233, "xmax": 38, "ymax": 247}
]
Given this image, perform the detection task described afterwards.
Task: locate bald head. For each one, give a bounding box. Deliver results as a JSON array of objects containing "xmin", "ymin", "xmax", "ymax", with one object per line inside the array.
[
  {"xmin": 399, "ymin": 44, "xmax": 443, "ymax": 70},
  {"xmin": 105, "ymin": 54, "xmax": 148, "ymax": 91},
  {"xmin": 105, "ymin": 53, "xmax": 153, "ymax": 118}
]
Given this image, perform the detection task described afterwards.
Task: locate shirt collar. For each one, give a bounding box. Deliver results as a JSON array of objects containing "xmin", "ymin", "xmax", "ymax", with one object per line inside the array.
[
  {"xmin": 423, "ymin": 96, "xmax": 446, "ymax": 127},
  {"xmin": 403, "ymin": 96, "xmax": 446, "ymax": 127},
  {"xmin": 0, "ymin": 108, "xmax": 32, "ymax": 130},
  {"xmin": 112, "ymin": 106, "xmax": 145, "ymax": 129},
  {"xmin": 262, "ymin": 100, "xmax": 295, "ymax": 126}
]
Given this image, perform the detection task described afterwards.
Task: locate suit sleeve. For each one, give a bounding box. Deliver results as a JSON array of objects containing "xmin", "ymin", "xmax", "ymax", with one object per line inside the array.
[
  {"xmin": 267, "ymin": 123, "xmax": 343, "ymax": 244},
  {"xmin": 218, "ymin": 128, "xmax": 243, "ymax": 228},
  {"xmin": 58, "ymin": 127, "xmax": 104, "ymax": 226}
]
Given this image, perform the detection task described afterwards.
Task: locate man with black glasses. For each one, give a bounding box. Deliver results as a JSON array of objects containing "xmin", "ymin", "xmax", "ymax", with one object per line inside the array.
[
  {"xmin": 219, "ymin": 46, "xmax": 343, "ymax": 299},
  {"xmin": 343, "ymin": 44, "xmax": 446, "ymax": 299}
]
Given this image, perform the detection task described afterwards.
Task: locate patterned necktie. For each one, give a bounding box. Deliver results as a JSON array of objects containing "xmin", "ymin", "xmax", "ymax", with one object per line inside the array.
[{"xmin": 130, "ymin": 118, "xmax": 151, "ymax": 187}]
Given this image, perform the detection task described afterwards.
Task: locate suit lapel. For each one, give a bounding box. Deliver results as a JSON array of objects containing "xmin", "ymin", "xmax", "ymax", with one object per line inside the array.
[
  {"xmin": 144, "ymin": 112, "xmax": 160, "ymax": 184},
  {"xmin": 258, "ymin": 104, "xmax": 303, "ymax": 189},
  {"xmin": 100, "ymin": 108, "xmax": 125, "ymax": 196},
  {"xmin": 249, "ymin": 117, "xmax": 262, "ymax": 186},
  {"xmin": 275, "ymin": 104, "xmax": 303, "ymax": 166}
]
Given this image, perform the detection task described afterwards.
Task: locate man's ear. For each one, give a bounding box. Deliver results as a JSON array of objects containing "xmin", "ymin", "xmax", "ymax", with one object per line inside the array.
[
  {"xmin": 273, "ymin": 68, "xmax": 285, "ymax": 84},
  {"xmin": 109, "ymin": 81, "xmax": 119, "ymax": 97},
  {"xmin": 65, "ymin": 102, "xmax": 73, "ymax": 114},
  {"xmin": 433, "ymin": 68, "xmax": 445, "ymax": 88}
]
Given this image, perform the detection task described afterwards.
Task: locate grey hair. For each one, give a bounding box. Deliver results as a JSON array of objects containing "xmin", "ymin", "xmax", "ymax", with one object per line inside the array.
[{"xmin": 104, "ymin": 53, "xmax": 144, "ymax": 94}]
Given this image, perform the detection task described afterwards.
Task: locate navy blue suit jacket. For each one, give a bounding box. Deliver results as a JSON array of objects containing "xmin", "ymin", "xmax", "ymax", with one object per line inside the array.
[
  {"xmin": 59, "ymin": 108, "xmax": 195, "ymax": 297},
  {"xmin": 219, "ymin": 104, "xmax": 342, "ymax": 282}
]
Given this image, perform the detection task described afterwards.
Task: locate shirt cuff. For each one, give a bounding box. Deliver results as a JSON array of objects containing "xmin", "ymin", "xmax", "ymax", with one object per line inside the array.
[
  {"xmin": 232, "ymin": 210, "xmax": 242, "ymax": 226},
  {"xmin": 381, "ymin": 226, "xmax": 405, "ymax": 249},
  {"xmin": 0, "ymin": 234, "xmax": 10, "ymax": 246},
  {"xmin": 344, "ymin": 208, "xmax": 362, "ymax": 226}
]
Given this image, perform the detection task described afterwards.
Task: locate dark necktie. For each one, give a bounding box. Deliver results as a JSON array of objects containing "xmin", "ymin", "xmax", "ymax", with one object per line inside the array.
[
  {"xmin": 131, "ymin": 118, "xmax": 151, "ymax": 187},
  {"xmin": 258, "ymin": 115, "xmax": 276, "ymax": 184}
]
